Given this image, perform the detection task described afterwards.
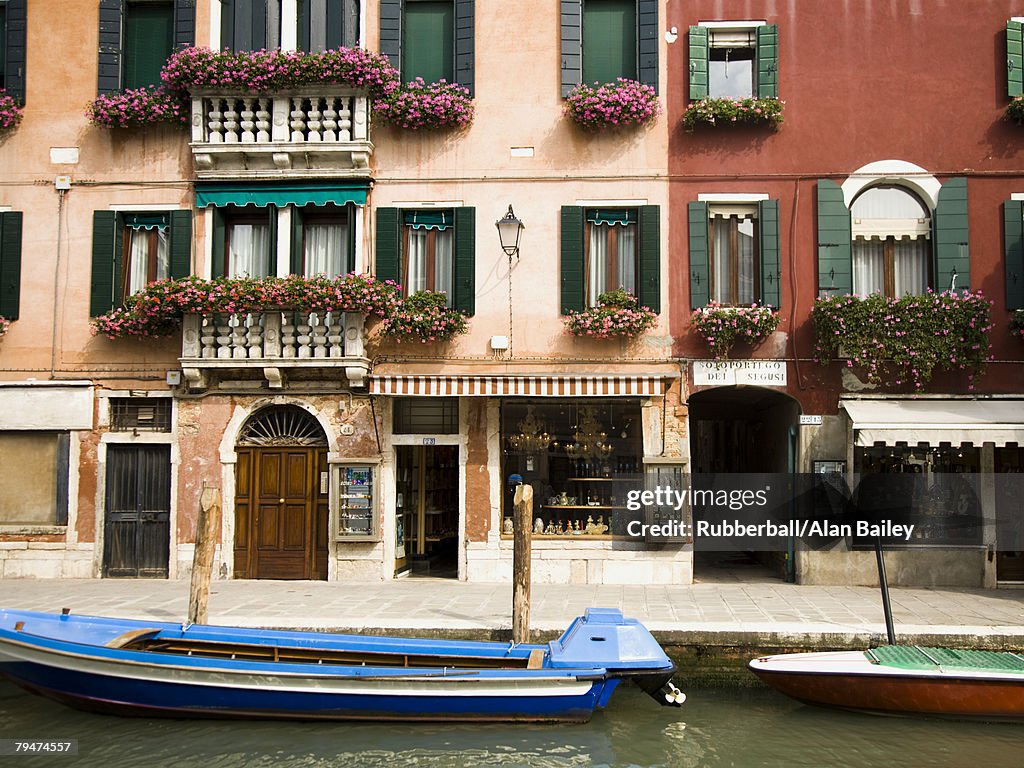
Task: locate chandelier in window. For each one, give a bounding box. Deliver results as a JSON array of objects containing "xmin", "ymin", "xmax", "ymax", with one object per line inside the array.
[
  {"xmin": 506, "ymin": 406, "xmax": 552, "ymax": 454},
  {"xmin": 564, "ymin": 406, "xmax": 614, "ymax": 461}
]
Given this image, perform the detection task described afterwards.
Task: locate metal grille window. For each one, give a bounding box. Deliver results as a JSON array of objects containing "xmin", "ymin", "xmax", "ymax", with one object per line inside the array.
[
  {"xmin": 393, "ymin": 398, "xmax": 459, "ymax": 434},
  {"xmin": 110, "ymin": 398, "xmax": 172, "ymax": 432}
]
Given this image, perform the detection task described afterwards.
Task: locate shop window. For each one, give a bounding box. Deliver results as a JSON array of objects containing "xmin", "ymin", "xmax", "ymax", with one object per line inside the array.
[
  {"xmin": 0, "ymin": 432, "xmax": 69, "ymax": 526},
  {"xmin": 393, "ymin": 398, "xmax": 459, "ymax": 434},
  {"xmin": 853, "ymin": 444, "xmax": 981, "ymax": 547},
  {"xmin": 500, "ymin": 400, "xmax": 642, "ymax": 537}
]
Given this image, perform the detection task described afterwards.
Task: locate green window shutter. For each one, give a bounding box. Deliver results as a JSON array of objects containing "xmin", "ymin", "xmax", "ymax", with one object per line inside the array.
[
  {"xmin": 688, "ymin": 201, "xmax": 709, "ymax": 309},
  {"xmin": 560, "ymin": 206, "xmax": 585, "ymax": 313},
  {"xmin": 816, "ymin": 180, "xmax": 852, "ymax": 297},
  {"xmin": 265, "ymin": 206, "xmax": 278, "ymax": 276},
  {"xmin": 1005, "ymin": 200, "xmax": 1024, "ymax": 310},
  {"xmin": 210, "ymin": 208, "xmax": 226, "ymax": 279},
  {"xmin": 402, "ymin": 1, "xmax": 454, "ymax": 83},
  {"xmin": 0, "ymin": 211, "xmax": 23, "ymax": 321},
  {"xmin": 453, "ymin": 207, "xmax": 475, "ymax": 315},
  {"xmin": 933, "ymin": 177, "xmax": 970, "ymax": 294},
  {"xmin": 759, "ymin": 199, "xmax": 781, "ymax": 308},
  {"xmin": 375, "ymin": 208, "xmax": 401, "ymax": 286},
  {"xmin": 454, "ymin": 0, "xmax": 474, "ymax": 96},
  {"xmin": 582, "ymin": 0, "xmax": 636, "ymax": 85},
  {"xmin": 3, "ymin": 0, "xmax": 26, "ymax": 103},
  {"xmin": 560, "ymin": 0, "xmax": 582, "ymax": 97},
  {"xmin": 688, "ymin": 25, "xmax": 708, "ymax": 100},
  {"xmin": 173, "ymin": 0, "xmax": 196, "ymax": 50},
  {"xmin": 97, "ymin": 0, "xmax": 124, "ymax": 95},
  {"xmin": 90, "ymin": 211, "xmax": 121, "ymax": 316},
  {"xmin": 298, "ymin": 0, "xmax": 356, "ymax": 52},
  {"xmin": 169, "ymin": 210, "xmax": 192, "ymax": 280},
  {"xmin": 290, "ymin": 206, "xmax": 305, "ymax": 275},
  {"xmin": 1009, "ymin": 20, "xmax": 1024, "ymax": 97},
  {"xmin": 379, "ymin": 0, "xmax": 402, "ymax": 71},
  {"xmin": 638, "ymin": 205, "xmax": 660, "ymax": 313},
  {"xmin": 756, "ymin": 24, "xmax": 779, "ymax": 99},
  {"xmin": 221, "ymin": 0, "xmax": 268, "ymax": 52},
  {"xmin": 124, "ymin": 2, "xmax": 174, "ymax": 91},
  {"xmin": 346, "ymin": 203, "xmax": 357, "ymax": 273},
  {"xmin": 637, "ymin": 0, "xmax": 658, "ymax": 93}
]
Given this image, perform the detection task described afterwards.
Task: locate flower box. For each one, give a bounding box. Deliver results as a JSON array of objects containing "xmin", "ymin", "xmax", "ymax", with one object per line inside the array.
[
  {"xmin": 564, "ymin": 289, "xmax": 657, "ymax": 339},
  {"xmin": 380, "ymin": 290, "xmax": 468, "ymax": 343},
  {"xmin": 812, "ymin": 291, "xmax": 993, "ymax": 390},
  {"xmin": 373, "ymin": 78, "xmax": 474, "ymax": 131},
  {"xmin": 564, "ymin": 79, "xmax": 661, "ymax": 131},
  {"xmin": 0, "ymin": 316, "xmax": 11, "ymax": 337},
  {"xmin": 681, "ymin": 96, "xmax": 784, "ymax": 131},
  {"xmin": 1012, "ymin": 308, "xmax": 1024, "ymax": 340},
  {"xmin": 0, "ymin": 91, "xmax": 24, "ymax": 133},
  {"xmin": 691, "ymin": 302, "xmax": 780, "ymax": 359}
]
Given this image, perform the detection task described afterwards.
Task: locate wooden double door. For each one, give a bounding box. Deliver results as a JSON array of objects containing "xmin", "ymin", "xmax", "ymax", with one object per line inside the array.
[
  {"xmin": 234, "ymin": 447, "xmax": 329, "ymax": 580},
  {"xmin": 103, "ymin": 445, "xmax": 170, "ymax": 578}
]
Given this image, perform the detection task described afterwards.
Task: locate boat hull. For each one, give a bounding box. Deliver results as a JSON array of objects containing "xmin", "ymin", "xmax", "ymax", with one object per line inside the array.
[
  {"xmin": 750, "ymin": 650, "xmax": 1024, "ymax": 721},
  {"xmin": 0, "ymin": 608, "xmax": 679, "ymax": 722}
]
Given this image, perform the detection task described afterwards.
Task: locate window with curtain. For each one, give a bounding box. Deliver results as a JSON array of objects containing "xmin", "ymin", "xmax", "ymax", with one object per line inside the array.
[
  {"xmin": 582, "ymin": 0, "xmax": 637, "ymax": 85},
  {"xmin": 124, "ymin": 0, "xmax": 174, "ymax": 89},
  {"xmin": 585, "ymin": 209, "xmax": 637, "ymax": 305},
  {"xmin": 709, "ymin": 206, "xmax": 759, "ymax": 305},
  {"xmin": 226, "ymin": 213, "xmax": 272, "ymax": 278},
  {"xmin": 402, "ymin": 210, "xmax": 454, "ymax": 302},
  {"xmin": 301, "ymin": 209, "xmax": 349, "ymax": 278},
  {"xmin": 851, "ymin": 186, "xmax": 931, "ymax": 297},
  {"xmin": 402, "ymin": 1, "xmax": 454, "ymax": 82},
  {"xmin": 121, "ymin": 213, "xmax": 170, "ymax": 301},
  {"xmin": 708, "ymin": 28, "xmax": 756, "ymax": 99}
]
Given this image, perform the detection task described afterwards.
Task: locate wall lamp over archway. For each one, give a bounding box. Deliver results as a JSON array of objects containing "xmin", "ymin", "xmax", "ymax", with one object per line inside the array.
[{"xmin": 495, "ymin": 205, "xmax": 524, "ymax": 259}]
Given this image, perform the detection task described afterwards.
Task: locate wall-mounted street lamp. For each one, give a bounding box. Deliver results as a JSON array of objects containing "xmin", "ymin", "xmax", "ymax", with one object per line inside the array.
[{"xmin": 495, "ymin": 205, "xmax": 524, "ymax": 259}]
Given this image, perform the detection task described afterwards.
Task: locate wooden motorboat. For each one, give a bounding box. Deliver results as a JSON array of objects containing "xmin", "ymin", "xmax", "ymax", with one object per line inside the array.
[
  {"xmin": 0, "ymin": 607, "xmax": 683, "ymax": 722},
  {"xmin": 750, "ymin": 645, "xmax": 1024, "ymax": 721}
]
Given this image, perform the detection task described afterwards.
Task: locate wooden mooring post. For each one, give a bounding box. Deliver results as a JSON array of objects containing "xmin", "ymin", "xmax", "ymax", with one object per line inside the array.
[
  {"xmin": 512, "ymin": 483, "xmax": 533, "ymax": 644},
  {"xmin": 187, "ymin": 486, "xmax": 222, "ymax": 626}
]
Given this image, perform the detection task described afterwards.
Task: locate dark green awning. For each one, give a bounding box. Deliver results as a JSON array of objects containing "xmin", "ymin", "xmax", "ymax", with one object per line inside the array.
[
  {"xmin": 403, "ymin": 210, "xmax": 453, "ymax": 230},
  {"xmin": 586, "ymin": 209, "xmax": 637, "ymax": 226},
  {"xmin": 195, "ymin": 181, "xmax": 370, "ymax": 209}
]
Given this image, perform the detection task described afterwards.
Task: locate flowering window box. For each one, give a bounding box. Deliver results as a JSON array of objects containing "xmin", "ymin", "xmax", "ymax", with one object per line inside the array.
[
  {"xmin": 564, "ymin": 289, "xmax": 657, "ymax": 339},
  {"xmin": 380, "ymin": 290, "xmax": 468, "ymax": 343},
  {"xmin": 691, "ymin": 302, "xmax": 780, "ymax": 359},
  {"xmin": 0, "ymin": 91, "xmax": 24, "ymax": 134},
  {"xmin": 681, "ymin": 97, "xmax": 784, "ymax": 131},
  {"xmin": 812, "ymin": 291, "xmax": 993, "ymax": 390},
  {"xmin": 563, "ymin": 79, "xmax": 661, "ymax": 131}
]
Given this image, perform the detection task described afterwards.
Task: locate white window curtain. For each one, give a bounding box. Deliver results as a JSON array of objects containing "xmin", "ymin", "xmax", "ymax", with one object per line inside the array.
[
  {"xmin": 304, "ymin": 222, "xmax": 348, "ymax": 278},
  {"xmin": 587, "ymin": 224, "xmax": 609, "ymax": 306},
  {"xmin": 712, "ymin": 215, "xmax": 756, "ymax": 304},
  {"xmin": 126, "ymin": 228, "xmax": 169, "ymax": 295},
  {"xmin": 893, "ymin": 238, "xmax": 928, "ymax": 296},
  {"xmin": 853, "ymin": 239, "xmax": 885, "ymax": 296},
  {"xmin": 228, "ymin": 223, "xmax": 271, "ymax": 278},
  {"xmin": 434, "ymin": 229, "xmax": 453, "ymax": 297},
  {"xmin": 617, "ymin": 225, "xmax": 636, "ymax": 295},
  {"xmin": 406, "ymin": 229, "xmax": 428, "ymax": 293}
]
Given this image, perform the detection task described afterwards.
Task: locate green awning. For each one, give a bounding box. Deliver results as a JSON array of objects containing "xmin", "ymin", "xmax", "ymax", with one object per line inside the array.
[
  {"xmin": 586, "ymin": 209, "xmax": 637, "ymax": 226},
  {"xmin": 195, "ymin": 181, "xmax": 370, "ymax": 209},
  {"xmin": 403, "ymin": 210, "xmax": 453, "ymax": 230},
  {"xmin": 123, "ymin": 212, "xmax": 170, "ymax": 230}
]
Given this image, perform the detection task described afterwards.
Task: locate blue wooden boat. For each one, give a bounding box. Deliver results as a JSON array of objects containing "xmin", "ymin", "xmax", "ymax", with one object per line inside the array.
[{"xmin": 0, "ymin": 607, "xmax": 683, "ymax": 722}]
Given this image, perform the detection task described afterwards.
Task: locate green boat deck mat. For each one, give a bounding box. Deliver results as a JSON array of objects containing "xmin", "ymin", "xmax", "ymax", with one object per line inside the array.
[{"xmin": 866, "ymin": 645, "xmax": 1024, "ymax": 673}]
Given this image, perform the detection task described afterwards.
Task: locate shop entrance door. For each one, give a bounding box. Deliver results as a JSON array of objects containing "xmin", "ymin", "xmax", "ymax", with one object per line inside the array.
[{"xmin": 395, "ymin": 445, "xmax": 458, "ymax": 577}]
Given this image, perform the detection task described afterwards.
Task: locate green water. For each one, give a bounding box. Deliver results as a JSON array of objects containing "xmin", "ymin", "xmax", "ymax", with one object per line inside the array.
[{"xmin": 1, "ymin": 681, "xmax": 1022, "ymax": 767}]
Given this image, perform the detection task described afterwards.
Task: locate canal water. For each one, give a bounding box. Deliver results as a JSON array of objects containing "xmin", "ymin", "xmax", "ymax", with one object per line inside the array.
[{"xmin": 1, "ymin": 680, "xmax": 1022, "ymax": 767}]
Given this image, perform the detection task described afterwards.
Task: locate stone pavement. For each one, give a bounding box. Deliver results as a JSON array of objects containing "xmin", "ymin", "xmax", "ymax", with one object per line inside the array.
[{"xmin": 0, "ymin": 576, "xmax": 1021, "ymax": 649}]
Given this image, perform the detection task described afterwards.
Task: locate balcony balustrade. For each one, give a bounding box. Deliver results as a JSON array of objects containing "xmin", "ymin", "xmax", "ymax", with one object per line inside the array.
[
  {"xmin": 189, "ymin": 89, "xmax": 372, "ymax": 179},
  {"xmin": 180, "ymin": 311, "xmax": 369, "ymax": 391}
]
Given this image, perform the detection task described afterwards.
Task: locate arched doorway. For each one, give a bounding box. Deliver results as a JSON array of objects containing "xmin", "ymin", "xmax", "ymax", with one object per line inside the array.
[
  {"xmin": 688, "ymin": 386, "xmax": 800, "ymax": 581},
  {"xmin": 233, "ymin": 405, "xmax": 329, "ymax": 580}
]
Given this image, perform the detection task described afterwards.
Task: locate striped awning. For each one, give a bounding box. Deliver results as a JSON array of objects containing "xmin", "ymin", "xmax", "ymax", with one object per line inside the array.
[{"xmin": 369, "ymin": 375, "xmax": 667, "ymax": 397}]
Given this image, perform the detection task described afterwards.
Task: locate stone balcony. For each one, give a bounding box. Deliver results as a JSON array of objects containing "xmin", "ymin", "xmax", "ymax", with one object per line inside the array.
[
  {"xmin": 189, "ymin": 88, "xmax": 372, "ymax": 180},
  {"xmin": 179, "ymin": 311, "xmax": 369, "ymax": 391}
]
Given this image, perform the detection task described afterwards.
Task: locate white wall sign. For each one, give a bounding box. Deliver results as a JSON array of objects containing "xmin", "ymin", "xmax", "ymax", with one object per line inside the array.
[{"xmin": 692, "ymin": 360, "xmax": 787, "ymax": 387}]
